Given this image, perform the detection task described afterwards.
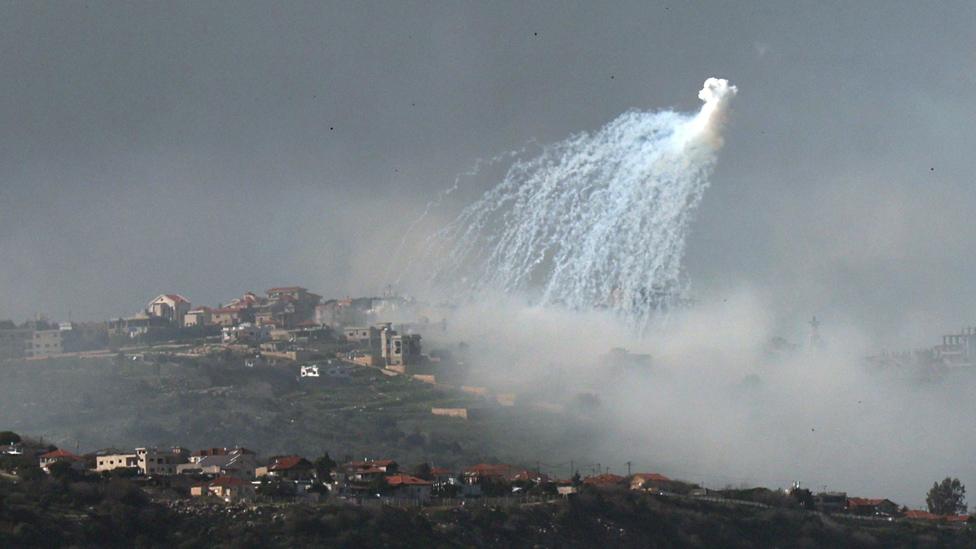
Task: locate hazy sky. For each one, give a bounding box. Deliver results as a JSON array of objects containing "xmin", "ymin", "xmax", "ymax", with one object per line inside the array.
[{"xmin": 2, "ymin": 1, "xmax": 974, "ymax": 347}]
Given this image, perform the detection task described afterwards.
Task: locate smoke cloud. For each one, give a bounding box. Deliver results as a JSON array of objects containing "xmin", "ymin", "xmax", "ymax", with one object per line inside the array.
[{"xmin": 412, "ymin": 78, "xmax": 738, "ymax": 331}]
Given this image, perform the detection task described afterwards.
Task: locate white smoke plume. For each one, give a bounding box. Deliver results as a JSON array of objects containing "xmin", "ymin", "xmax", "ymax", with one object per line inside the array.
[{"xmin": 411, "ymin": 78, "xmax": 738, "ymax": 331}]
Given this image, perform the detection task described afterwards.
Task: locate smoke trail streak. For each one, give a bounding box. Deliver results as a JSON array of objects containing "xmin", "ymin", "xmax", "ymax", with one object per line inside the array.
[{"xmin": 417, "ymin": 78, "xmax": 737, "ymax": 330}]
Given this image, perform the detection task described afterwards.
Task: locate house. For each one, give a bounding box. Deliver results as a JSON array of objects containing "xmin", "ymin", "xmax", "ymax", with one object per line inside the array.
[
  {"xmin": 191, "ymin": 476, "xmax": 256, "ymax": 503},
  {"xmin": 903, "ymin": 510, "xmax": 942, "ymax": 521},
  {"xmin": 379, "ymin": 325, "xmax": 421, "ymax": 373},
  {"xmin": 814, "ymin": 491, "xmax": 848, "ymax": 513},
  {"xmin": 210, "ymin": 307, "xmax": 243, "ymax": 327},
  {"xmin": 147, "ymin": 294, "xmax": 192, "ymax": 326},
  {"xmin": 462, "ymin": 463, "xmax": 519, "ymax": 484},
  {"xmin": 94, "ymin": 451, "xmax": 140, "ymax": 472},
  {"xmin": 222, "ymin": 323, "xmax": 270, "ymax": 344},
  {"xmin": 2, "ymin": 443, "xmax": 25, "ymax": 456},
  {"xmin": 385, "ymin": 474, "xmax": 432, "ymax": 501},
  {"xmin": 134, "ymin": 447, "xmax": 189, "ymax": 475},
  {"xmin": 557, "ymin": 485, "xmax": 579, "ymax": 496},
  {"xmin": 846, "ymin": 497, "xmax": 899, "ymax": 516},
  {"xmin": 178, "ymin": 448, "xmax": 258, "ymax": 479},
  {"xmin": 508, "ymin": 468, "xmax": 549, "ymax": 484},
  {"xmin": 107, "ymin": 314, "xmax": 170, "ymax": 338},
  {"xmin": 630, "ymin": 472, "xmax": 672, "ymax": 492},
  {"xmin": 316, "ymin": 298, "xmax": 370, "ymax": 328},
  {"xmin": 183, "ymin": 307, "xmax": 212, "ymax": 327},
  {"xmin": 27, "ymin": 329, "xmax": 62, "ymax": 358},
  {"xmin": 256, "ymin": 455, "xmax": 315, "ymax": 481},
  {"xmin": 38, "ymin": 449, "xmax": 85, "ymax": 473},
  {"xmin": 264, "ymin": 287, "xmax": 321, "ymax": 327},
  {"xmin": 582, "ymin": 473, "xmax": 626, "ymax": 487},
  {"xmin": 300, "ymin": 365, "xmax": 320, "ymax": 377},
  {"xmin": 430, "ymin": 467, "xmax": 456, "ymax": 489}
]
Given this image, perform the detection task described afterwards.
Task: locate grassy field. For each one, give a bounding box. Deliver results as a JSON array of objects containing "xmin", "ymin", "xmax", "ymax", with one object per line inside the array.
[{"xmin": 0, "ymin": 354, "xmax": 600, "ymax": 472}]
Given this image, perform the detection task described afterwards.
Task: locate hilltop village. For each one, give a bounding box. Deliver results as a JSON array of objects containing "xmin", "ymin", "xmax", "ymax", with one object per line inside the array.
[
  {"xmin": 1, "ymin": 287, "xmax": 431, "ymax": 373},
  {"xmin": 0, "ymin": 428, "xmax": 971, "ymax": 526}
]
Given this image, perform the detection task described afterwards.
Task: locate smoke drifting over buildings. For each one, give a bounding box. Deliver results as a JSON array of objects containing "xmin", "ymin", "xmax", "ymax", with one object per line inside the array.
[{"xmin": 2, "ymin": 0, "xmax": 976, "ymax": 516}]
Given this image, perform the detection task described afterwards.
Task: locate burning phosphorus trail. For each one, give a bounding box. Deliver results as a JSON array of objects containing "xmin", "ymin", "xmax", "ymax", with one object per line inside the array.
[{"xmin": 419, "ymin": 78, "xmax": 738, "ymax": 331}]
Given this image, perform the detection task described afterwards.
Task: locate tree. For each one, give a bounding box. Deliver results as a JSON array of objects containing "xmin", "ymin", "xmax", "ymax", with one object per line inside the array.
[
  {"xmin": 412, "ymin": 462, "xmax": 433, "ymax": 481},
  {"xmin": 0, "ymin": 431, "xmax": 21, "ymax": 445},
  {"xmin": 314, "ymin": 453, "xmax": 337, "ymax": 482},
  {"xmin": 926, "ymin": 477, "xmax": 967, "ymax": 515},
  {"xmin": 47, "ymin": 460, "xmax": 75, "ymax": 481}
]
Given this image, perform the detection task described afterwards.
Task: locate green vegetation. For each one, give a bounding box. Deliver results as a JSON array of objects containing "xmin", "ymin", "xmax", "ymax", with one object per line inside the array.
[
  {"xmin": 0, "ymin": 355, "xmax": 600, "ymax": 468},
  {"xmin": 1, "ymin": 475, "xmax": 974, "ymax": 548},
  {"xmin": 927, "ymin": 478, "xmax": 967, "ymax": 515}
]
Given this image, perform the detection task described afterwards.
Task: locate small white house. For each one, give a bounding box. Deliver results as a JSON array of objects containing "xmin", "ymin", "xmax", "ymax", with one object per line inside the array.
[{"xmin": 300, "ymin": 365, "xmax": 320, "ymax": 377}]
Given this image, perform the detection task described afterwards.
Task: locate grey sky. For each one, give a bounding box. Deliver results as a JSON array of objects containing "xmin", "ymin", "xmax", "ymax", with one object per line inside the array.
[{"xmin": 1, "ymin": 1, "xmax": 974, "ymax": 347}]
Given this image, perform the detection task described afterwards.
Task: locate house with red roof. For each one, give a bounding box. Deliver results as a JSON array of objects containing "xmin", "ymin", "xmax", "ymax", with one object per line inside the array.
[
  {"xmin": 147, "ymin": 294, "xmax": 192, "ymax": 326},
  {"xmin": 38, "ymin": 448, "xmax": 85, "ymax": 473},
  {"xmin": 385, "ymin": 474, "xmax": 432, "ymax": 501},
  {"xmin": 903, "ymin": 510, "xmax": 943, "ymax": 521},
  {"xmin": 629, "ymin": 472, "xmax": 672, "ymax": 492},
  {"xmin": 256, "ymin": 455, "xmax": 314, "ymax": 481},
  {"xmin": 583, "ymin": 473, "xmax": 626, "ymax": 487},
  {"xmin": 462, "ymin": 463, "xmax": 518, "ymax": 484},
  {"xmin": 846, "ymin": 497, "xmax": 899, "ymax": 517}
]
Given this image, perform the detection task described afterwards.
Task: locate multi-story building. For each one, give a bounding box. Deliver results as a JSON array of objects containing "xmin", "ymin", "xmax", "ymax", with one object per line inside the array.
[
  {"xmin": 146, "ymin": 294, "xmax": 192, "ymax": 326},
  {"xmin": 135, "ymin": 447, "xmax": 189, "ymax": 475},
  {"xmin": 183, "ymin": 307, "xmax": 212, "ymax": 327},
  {"xmin": 27, "ymin": 329, "xmax": 62, "ymax": 358},
  {"xmin": 380, "ymin": 325, "xmax": 422, "ymax": 373},
  {"xmin": 0, "ymin": 322, "xmax": 32, "ymax": 359}
]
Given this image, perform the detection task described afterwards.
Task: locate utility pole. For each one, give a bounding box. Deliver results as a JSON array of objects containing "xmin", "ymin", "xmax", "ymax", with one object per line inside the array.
[
  {"xmin": 570, "ymin": 460, "xmax": 574, "ymax": 478},
  {"xmin": 627, "ymin": 461, "xmax": 632, "ymax": 476}
]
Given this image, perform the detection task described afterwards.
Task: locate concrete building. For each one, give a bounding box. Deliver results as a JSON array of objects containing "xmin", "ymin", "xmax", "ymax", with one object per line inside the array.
[
  {"xmin": 183, "ymin": 307, "xmax": 212, "ymax": 327},
  {"xmin": 135, "ymin": 447, "xmax": 189, "ymax": 475},
  {"xmin": 147, "ymin": 294, "xmax": 192, "ymax": 326},
  {"xmin": 265, "ymin": 287, "xmax": 321, "ymax": 326},
  {"xmin": 222, "ymin": 323, "xmax": 271, "ymax": 344},
  {"xmin": 380, "ymin": 325, "xmax": 421, "ymax": 373},
  {"xmin": 95, "ymin": 452, "xmax": 140, "ymax": 472},
  {"xmin": 191, "ymin": 476, "xmax": 256, "ymax": 502},
  {"xmin": 27, "ymin": 329, "xmax": 62, "ymax": 358},
  {"xmin": 0, "ymin": 322, "xmax": 32, "ymax": 359},
  {"xmin": 178, "ymin": 448, "xmax": 259, "ymax": 479}
]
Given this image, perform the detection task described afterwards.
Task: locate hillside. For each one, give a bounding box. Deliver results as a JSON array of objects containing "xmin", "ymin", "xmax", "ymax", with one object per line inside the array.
[
  {"xmin": 2, "ymin": 474, "xmax": 973, "ymax": 548},
  {"xmin": 0, "ymin": 355, "xmax": 600, "ymax": 470}
]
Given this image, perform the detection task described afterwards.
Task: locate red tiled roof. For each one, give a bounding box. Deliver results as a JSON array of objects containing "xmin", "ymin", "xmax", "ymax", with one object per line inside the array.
[
  {"xmin": 583, "ymin": 473, "xmax": 626, "ymax": 486},
  {"xmin": 212, "ymin": 307, "xmax": 242, "ymax": 314},
  {"xmin": 210, "ymin": 476, "xmax": 246, "ymax": 487},
  {"xmin": 268, "ymin": 287, "xmax": 306, "ymax": 293},
  {"xmin": 39, "ymin": 449, "xmax": 79, "ymax": 461},
  {"xmin": 945, "ymin": 514, "xmax": 971, "ymax": 523},
  {"xmin": 632, "ymin": 473, "xmax": 671, "ymax": 483},
  {"xmin": 270, "ymin": 456, "xmax": 311, "ymax": 471},
  {"xmin": 847, "ymin": 497, "xmax": 887, "ymax": 507},
  {"xmin": 463, "ymin": 463, "xmax": 516, "ymax": 477},
  {"xmin": 508, "ymin": 469, "xmax": 549, "ymax": 482},
  {"xmin": 386, "ymin": 474, "xmax": 431, "ymax": 487},
  {"xmin": 903, "ymin": 510, "xmax": 941, "ymax": 521},
  {"xmin": 163, "ymin": 294, "xmax": 190, "ymax": 303},
  {"xmin": 430, "ymin": 467, "xmax": 453, "ymax": 476}
]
